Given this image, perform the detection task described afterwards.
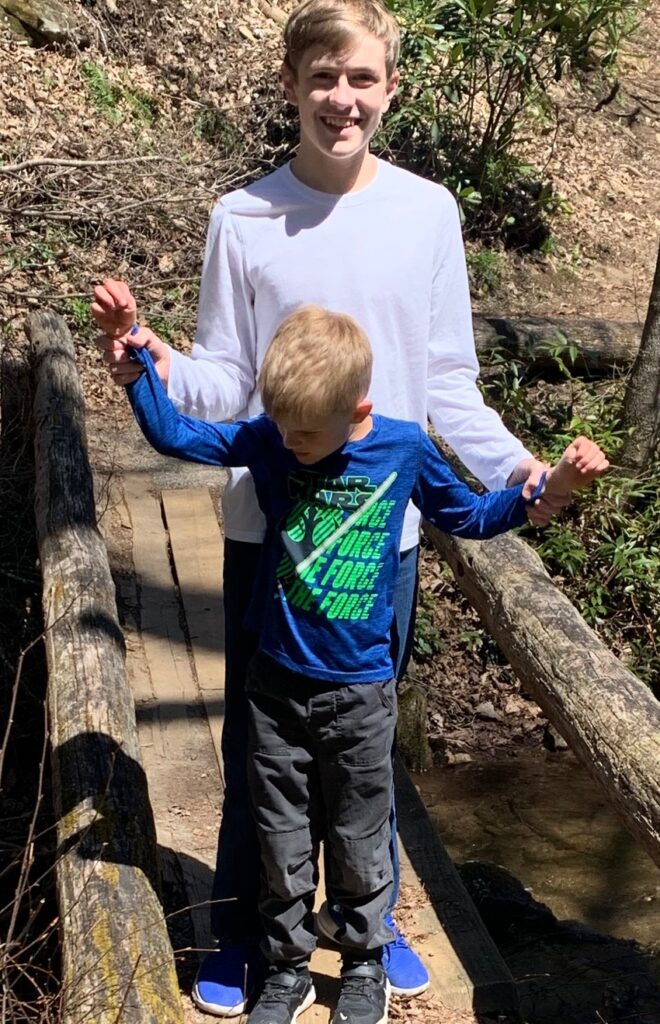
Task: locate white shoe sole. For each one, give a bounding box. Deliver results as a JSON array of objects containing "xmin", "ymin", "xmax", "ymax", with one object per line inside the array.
[
  {"xmin": 191, "ymin": 983, "xmax": 247, "ymax": 1018},
  {"xmin": 389, "ymin": 977, "xmax": 430, "ymax": 997},
  {"xmin": 293, "ymin": 983, "xmax": 317, "ymax": 1020}
]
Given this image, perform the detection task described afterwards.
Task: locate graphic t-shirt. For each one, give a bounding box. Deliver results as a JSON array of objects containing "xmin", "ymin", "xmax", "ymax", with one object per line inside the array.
[{"xmin": 129, "ymin": 349, "xmax": 538, "ymax": 683}]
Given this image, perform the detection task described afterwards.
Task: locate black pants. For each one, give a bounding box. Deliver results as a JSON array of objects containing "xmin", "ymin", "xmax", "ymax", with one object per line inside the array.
[{"xmin": 246, "ymin": 652, "xmax": 397, "ymax": 964}]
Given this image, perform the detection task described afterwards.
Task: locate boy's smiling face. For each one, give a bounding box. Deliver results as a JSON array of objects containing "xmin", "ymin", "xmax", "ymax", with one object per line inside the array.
[{"xmin": 282, "ymin": 34, "xmax": 398, "ymax": 177}]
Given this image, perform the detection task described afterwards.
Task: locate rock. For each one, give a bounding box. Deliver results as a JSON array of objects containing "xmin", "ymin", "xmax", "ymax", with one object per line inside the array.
[
  {"xmin": 458, "ymin": 860, "xmax": 557, "ymax": 936},
  {"xmin": 475, "ymin": 699, "xmax": 503, "ymax": 721},
  {"xmin": 446, "ymin": 751, "xmax": 473, "ymax": 765},
  {"xmin": 1, "ymin": 0, "xmax": 89, "ymax": 47},
  {"xmin": 258, "ymin": 0, "xmax": 287, "ymax": 26}
]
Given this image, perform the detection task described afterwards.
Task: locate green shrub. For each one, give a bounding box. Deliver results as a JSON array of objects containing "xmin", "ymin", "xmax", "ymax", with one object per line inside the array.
[
  {"xmin": 81, "ymin": 61, "xmax": 122, "ymax": 124},
  {"xmin": 380, "ymin": 0, "xmax": 645, "ymax": 244},
  {"xmin": 466, "ymin": 248, "xmax": 504, "ymax": 294},
  {"xmin": 81, "ymin": 62, "xmax": 158, "ymax": 129},
  {"xmin": 480, "ymin": 344, "xmax": 659, "ymax": 690},
  {"xmin": 194, "ymin": 108, "xmax": 243, "ymax": 152}
]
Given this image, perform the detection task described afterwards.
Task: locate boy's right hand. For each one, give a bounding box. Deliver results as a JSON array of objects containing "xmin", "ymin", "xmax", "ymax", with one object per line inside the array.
[
  {"xmin": 97, "ymin": 325, "xmax": 171, "ymax": 387},
  {"xmin": 92, "ymin": 279, "xmax": 171, "ymax": 386}
]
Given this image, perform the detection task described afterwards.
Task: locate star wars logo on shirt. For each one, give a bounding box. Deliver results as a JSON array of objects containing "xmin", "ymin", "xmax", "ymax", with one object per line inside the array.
[{"xmin": 276, "ymin": 470, "xmax": 398, "ymax": 622}]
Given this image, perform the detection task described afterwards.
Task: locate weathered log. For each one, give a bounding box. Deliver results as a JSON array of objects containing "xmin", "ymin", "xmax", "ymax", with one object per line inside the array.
[
  {"xmin": 424, "ymin": 524, "xmax": 660, "ymax": 868},
  {"xmin": 473, "ymin": 313, "xmax": 640, "ymax": 374},
  {"xmin": 28, "ymin": 311, "xmax": 184, "ymax": 1024}
]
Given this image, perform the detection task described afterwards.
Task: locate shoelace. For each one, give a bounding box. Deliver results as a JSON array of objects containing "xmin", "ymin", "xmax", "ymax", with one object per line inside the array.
[
  {"xmin": 260, "ymin": 972, "xmax": 305, "ymax": 1002},
  {"xmin": 340, "ymin": 973, "xmax": 381, "ymax": 1002}
]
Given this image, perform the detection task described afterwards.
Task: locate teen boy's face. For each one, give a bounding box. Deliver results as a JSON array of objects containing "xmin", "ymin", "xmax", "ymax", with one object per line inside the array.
[
  {"xmin": 276, "ymin": 412, "xmax": 354, "ymax": 465},
  {"xmin": 282, "ymin": 35, "xmax": 398, "ymax": 170}
]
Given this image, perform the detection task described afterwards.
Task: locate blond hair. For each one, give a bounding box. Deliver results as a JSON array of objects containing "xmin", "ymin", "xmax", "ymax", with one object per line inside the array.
[
  {"xmin": 284, "ymin": 0, "xmax": 400, "ymax": 78},
  {"xmin": 259, "ymin": 306, "xmax": 373, "ymax": 423}
]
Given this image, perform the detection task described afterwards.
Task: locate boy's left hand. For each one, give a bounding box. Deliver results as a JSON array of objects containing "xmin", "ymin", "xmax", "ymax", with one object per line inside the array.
[{"xmin": 509, "ymin": 457, "xmax": 570, "ymax": 527}]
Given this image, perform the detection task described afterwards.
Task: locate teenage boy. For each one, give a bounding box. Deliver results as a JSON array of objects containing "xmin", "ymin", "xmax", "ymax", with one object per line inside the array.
[
  {"xmin": 119, "ymin": 306, "xmax": 606, "ymax": 1024},
  {"xmin": 92, "ymin": 1, "xmax": 570, "ymax": 1015}
]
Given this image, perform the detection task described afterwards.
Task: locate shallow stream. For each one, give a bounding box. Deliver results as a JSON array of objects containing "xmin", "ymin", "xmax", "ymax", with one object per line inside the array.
[{"xmin": 416, "ymin": 751, "xmax": 660, "ymax": 1023}]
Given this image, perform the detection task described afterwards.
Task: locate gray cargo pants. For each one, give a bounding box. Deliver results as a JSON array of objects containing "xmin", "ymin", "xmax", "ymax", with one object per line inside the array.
[{"xmin": 246, "ymin": 652, "xmax": 397, "ymax": 965}]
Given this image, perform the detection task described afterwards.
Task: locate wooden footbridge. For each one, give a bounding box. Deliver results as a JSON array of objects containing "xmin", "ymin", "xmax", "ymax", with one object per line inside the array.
[{"xmin": 24, "ymin": 312, "xmax": 660, "ymax": 1023}]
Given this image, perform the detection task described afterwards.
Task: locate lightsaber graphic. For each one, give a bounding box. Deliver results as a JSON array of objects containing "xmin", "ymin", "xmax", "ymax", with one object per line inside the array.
[{"xmin": 293, "ymin": 471, "xmax": 398, "ymax": 579}]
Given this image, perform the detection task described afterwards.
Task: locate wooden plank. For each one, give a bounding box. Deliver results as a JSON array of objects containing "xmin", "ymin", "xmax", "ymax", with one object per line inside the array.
[
  {"xmin": 119, "ymin": 475, "xmax": 220, "ymax": 959},
  {"xmin": 161, "ymin": 490, "xmax": 340, "ymax": 1019},
  {"xmin": 161, "ymin": 488, "xmax": 226, "ymax": 771},
  {"xmin": 395, "ymin": 756, "xmax": 519, "ymax": 1015},
  {"xmin": 124, "ymin": 475, "xmax": 206, "ymax": 754}
]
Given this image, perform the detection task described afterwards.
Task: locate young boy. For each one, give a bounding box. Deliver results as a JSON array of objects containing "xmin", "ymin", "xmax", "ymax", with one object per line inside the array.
[
  {"xmin": 92, "ymin": 1, "xmax": 572, "ymax": 1013},
  {"xmin": 120, "ymin": 306, "xmax": 606, "ymax": 1024}
]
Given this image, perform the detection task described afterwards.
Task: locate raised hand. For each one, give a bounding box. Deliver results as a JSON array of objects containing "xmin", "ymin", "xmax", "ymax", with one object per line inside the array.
[
  {"xmin": 546, "ymin": 437, "xmax": 609, "ymax": 497},
  {"xmin": 91, "ymin": 279, "xmax": 138, "ymax": 338}
]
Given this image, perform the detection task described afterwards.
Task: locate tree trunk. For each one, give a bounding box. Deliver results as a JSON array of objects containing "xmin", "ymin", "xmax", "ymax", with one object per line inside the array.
[
  {"xmin": 619, "ymin": 244, "xmax": 660, "ymax": 472},
  {"xmin": 424, "ymin": 524, "xmax": 660, "ymax": 868},
  {"xmin": 472, "ymin": 313, "xmax": 640, "ymax": 375},
  {"xmin": 28, "ymin": 311, "xmax": 184, "ymax": 1024}
]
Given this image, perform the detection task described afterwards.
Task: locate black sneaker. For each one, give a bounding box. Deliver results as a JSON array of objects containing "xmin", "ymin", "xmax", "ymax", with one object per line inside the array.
[
  {"xmin": 248, "ymin": 967, "xmax": 316, "ymax": 1024},
  {"xmin": 331, "ymin": 962, "xmax": 390, "ymax": 1024}
]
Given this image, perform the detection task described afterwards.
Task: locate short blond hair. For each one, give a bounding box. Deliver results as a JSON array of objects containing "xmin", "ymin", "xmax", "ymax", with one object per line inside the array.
[
  {"xmin": 259, "ymin": 306, "xmax": 373, "ymax": 423},
  {"xmin": 284, "ymin": 0, "xmax": 400, "ymax": 78}
]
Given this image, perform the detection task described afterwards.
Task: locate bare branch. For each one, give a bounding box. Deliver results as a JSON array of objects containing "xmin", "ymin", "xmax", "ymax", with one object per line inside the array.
[{"xmin": 0, "ymin": 155, "xmax": 180, "ymax": 175}]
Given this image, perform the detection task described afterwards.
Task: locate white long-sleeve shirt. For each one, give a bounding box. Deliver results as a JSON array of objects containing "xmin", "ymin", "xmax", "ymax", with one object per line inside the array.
[{"xmin": 167, "ymin": 160, "xmax": 531, "ymax": 549}]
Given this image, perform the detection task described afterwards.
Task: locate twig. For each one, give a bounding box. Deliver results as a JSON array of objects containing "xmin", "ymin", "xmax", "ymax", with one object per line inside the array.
[
  {"xmin": 1, "ymin": 276, "xmax": 201, "ymax": 302},
  {"xmin": 593, "ymin": 80, "xmax": 620, "ymax": 112},
  {"xmin": 0, "ymin": 156, "xmax": 180, "ymax": 175}
]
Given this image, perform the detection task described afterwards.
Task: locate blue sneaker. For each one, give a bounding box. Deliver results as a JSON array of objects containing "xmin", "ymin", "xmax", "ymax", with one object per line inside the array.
[
  {"xmin": 315, "ymin": 904, "xmax": 429, "ymax": 997},
  {"xmin": 381, "ymin": 914, "xmax": 429, "ymax": 996},
  {"xmin": 192, "ymin": 943, "xmax": 264, "ymax": 1017}
]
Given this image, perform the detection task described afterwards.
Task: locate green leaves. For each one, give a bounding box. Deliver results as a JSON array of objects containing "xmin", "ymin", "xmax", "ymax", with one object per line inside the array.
[
  {"xmin": 381, "ymin": 0, "xmax": 644, "ymax": 244},
  {"xmin": 480, "ymin": 339, "xmax": 660, "ymax": 687}
]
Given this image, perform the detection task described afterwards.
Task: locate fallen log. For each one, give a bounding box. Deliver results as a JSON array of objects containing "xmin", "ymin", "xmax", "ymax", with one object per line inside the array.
[
  {"xmin": 424, "ymin": 524, "xmax": 660, "ymax": 868},
  {"xmin": 473, "ymin": 313, "xmax": 640, "ymax": 374},
  {"xmin": 28, "ymin": 311, "xmax": 184, "ymax": 1024}
]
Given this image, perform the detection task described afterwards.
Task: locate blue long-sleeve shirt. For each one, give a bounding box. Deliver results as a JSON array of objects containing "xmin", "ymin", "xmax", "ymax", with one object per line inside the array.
[{"xmin": 128, "ymin": 348, "xmax": 540, "ymax": 683}]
